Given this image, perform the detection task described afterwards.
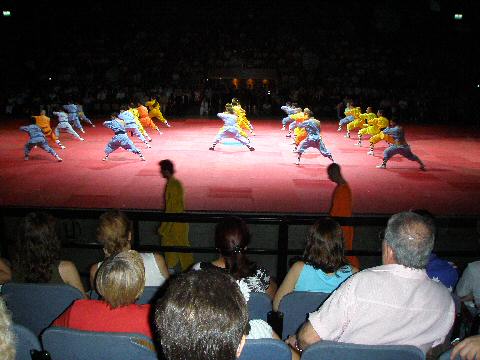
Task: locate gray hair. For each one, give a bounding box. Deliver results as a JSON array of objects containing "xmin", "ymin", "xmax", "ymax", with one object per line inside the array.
[{"xmin": 384, "ymin": 211, "xmax": 435, "ymax": 269}]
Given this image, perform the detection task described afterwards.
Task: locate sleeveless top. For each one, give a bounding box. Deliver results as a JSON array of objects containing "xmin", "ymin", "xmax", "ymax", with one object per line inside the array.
[
  {"xmin": 98, "ymin": 252, "xmax": 166, "ymax": 287},
  {"xmin": 294, "ymin": 263, "xmax": 353, "ymax": 293},
  {"xmin": 12, "ymin": 260, "xmax": 63, "ymax": 283}
]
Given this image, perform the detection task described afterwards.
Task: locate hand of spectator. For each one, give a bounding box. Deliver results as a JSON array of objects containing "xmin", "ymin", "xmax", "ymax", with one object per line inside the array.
[{"xmin": 451, "ymin": 335, "xmax": 480, "ymax": 360}]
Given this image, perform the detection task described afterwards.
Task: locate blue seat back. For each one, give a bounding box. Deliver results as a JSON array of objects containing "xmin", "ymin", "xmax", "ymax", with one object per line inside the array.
[
  {"xmin": 239, "ymin": 338, "xmax": 291, "ymax": 360},
  {"xmin": 89, "ymin": 286, "xmax": 162, "ymax": 305},
  {"xmin": 301, "ymin": 341, "xmax": 425, "ymax": 360},
  {"xmin": 42, "ymin": 327, "xmax": 158, "ymax": 360},
  {"xmin": 247, "ymin": 292, "xmax": 272, "ymax": 321},
  {"xmin": 278, "ymin": 291, "xmax": 329, "ymax": 339},
  {"xmin": 12, "ymin": 323, "xmax": 42, "ymax": 360},
  {"xmin": 2, "ymin": 282, "xmax": 84, "ymax": 336}
]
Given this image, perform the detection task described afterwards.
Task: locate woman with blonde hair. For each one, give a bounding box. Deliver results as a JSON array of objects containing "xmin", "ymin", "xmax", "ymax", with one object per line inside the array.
[
  {"xmin": 89, "ymin": 210, "xmax": 169, "ymax": 289},
  {"xmin": 54, "ymin": 250, "xmax": 153, "ymax": 338}
]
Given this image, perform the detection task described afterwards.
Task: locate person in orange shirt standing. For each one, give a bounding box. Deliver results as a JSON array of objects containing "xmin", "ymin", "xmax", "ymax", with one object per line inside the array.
[
  {"xmin": 327, "ymin": 163, "xmax": 360, "ymax": 269},
  {"xmin": 32, "ymin": 110, "xmax": 65, "ymax": 149}
]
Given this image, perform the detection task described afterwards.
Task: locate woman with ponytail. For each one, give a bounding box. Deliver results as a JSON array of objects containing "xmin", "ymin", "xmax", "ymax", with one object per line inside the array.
[{"xmin": 191, "ymin": 216, "xmax": 277, "ymax": 299}]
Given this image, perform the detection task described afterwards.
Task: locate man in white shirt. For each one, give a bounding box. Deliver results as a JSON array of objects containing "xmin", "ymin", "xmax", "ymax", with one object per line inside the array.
[{"xmin": 288, "ymin": 211, "xmax": 455, "ymax": 355}]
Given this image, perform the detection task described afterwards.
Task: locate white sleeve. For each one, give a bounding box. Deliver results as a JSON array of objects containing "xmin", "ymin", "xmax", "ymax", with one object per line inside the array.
[{"xmin": 247, "ymin": 319, "xmax": 273, "ymax": 339}]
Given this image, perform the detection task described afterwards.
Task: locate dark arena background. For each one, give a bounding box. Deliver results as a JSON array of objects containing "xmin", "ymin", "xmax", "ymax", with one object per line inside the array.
[{"xmin": 0, "ymin": 0, "xmax": 479, "ymax": 302}]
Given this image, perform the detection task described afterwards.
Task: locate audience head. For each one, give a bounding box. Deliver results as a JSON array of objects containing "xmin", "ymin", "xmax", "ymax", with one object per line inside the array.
[
  {"xmin": 383, "ymin": 211, "xmax": 435, "ymax": 269},
  {"xmin": 225, "ymin": 103, "xmax": 234, "ymax": 113},
  {"xmin": 303, "ymin": 108, "xmax": 313, "ymax": 117},
  {"xmin": 0, "ymin": 297, "xmax": 15, "ymax": 360},
  {"xmin": 303, "ymin": 218, "xmax": 347, "ymax": 273},
  {"xmin": 14, "ymin": 212, "xmax": 60, "ymax": 283},
  {"xmin": 159, "ymin": 159, "xmax": 175, "ymax": 178},
  {"xmin": 215, "ymin": 216, "xmax": 255, "ymax": 280},
  {"xmin": 97, "ymin": 210, "xmax": 132, "ymax": 257},
  {"xmin": 155, "ymin": 269, "xmax": 249, "ymax": 360},
  {"xmin": 96, "ymin": 250, "xmax": 145, "ymax": 308},
  {"xmin": 327, "ymin": 162, "xmax": 343, "ymax": 183},
  {"xmin": 377, "ymin": 109, "xmax": 384, "ymax": 117},
  {"xmin": 366, "ymin": 106, "xmax": 373, "ymax": 113}
]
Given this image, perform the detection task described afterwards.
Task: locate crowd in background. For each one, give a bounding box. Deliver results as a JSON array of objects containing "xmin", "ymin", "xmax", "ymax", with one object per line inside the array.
[{"xmin": 0, "ymin": 1, "xmax": 477, "ymax": 124}]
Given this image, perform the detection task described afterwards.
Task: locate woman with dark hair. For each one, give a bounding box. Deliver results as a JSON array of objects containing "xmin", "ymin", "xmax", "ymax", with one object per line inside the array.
[
  {"xmin": 8, "ymin": 212, "xmax": 86, "ymax": 296},
  {"xmin": 192, "ymin": 216, "xmax": 277, "ymax": 298},
  {"xmin": 273, "ymin": 217, "xmax": 357, "ymax": 311}
]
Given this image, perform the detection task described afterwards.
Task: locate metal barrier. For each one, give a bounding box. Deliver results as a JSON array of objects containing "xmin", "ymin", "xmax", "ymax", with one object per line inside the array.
[{"xmin": 1, "ymin": 206, "xmax": 478, "ymax": 280}]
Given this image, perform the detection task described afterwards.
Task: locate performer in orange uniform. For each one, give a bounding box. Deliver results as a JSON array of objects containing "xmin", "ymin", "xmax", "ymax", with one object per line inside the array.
[
  {"xmin": 146, "ymin": 98, "xmax": 171, "ymax": 128},
  {"xmin": 327, "ymin": 163, "xmax": 360, "ymax": 269},
  {"xmin": 137, "ymin": 103, "xmax": 162, "ymax": 134},
  {"xmin": 289, "ymin": 108, "xmax": 310, "ymax": 152},
  {"xmin": 32, "ymin": 110, "xmax": 65, "ymax": 149}
]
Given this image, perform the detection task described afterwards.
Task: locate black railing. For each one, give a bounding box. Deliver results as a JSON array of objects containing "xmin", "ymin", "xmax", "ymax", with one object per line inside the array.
[{"xmin": 1, "ymin": 206, "xmax": 478, "ymax": 280}]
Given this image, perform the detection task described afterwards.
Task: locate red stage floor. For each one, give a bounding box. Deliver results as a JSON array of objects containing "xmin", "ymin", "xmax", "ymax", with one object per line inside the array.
[{"xmin": 0, "ymin": 118, "xmax": 479, "ymax": 215}]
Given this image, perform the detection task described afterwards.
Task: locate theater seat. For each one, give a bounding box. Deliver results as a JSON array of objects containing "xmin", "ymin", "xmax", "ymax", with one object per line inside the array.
[
  {"xmin": 248, "ymin": 292, "xmax": 272, "ymax": 321},
  {"xmin": 12, "ymin": 323, "xmax": 42, "ymax": 360},
  {"xmin": 278, "ymin": 291, "xmax": 330, "ymax": 339},
  {"xmin": 42, "ymin": 327, "xmax": 158, "ymax": 360},
  {"xmin": 301, "ymin": 341, "xmax": 425, "ymax": 360},
  {"xmin": 2, "ymin": 283, "xmax": 84, "ymax": 336},
  {"xmin": 239, "ymin": 338, "xmax": 291, "ymax": 360}
]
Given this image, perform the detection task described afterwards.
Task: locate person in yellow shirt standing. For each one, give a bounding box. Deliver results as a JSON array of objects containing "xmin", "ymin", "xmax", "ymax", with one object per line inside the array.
[
  {"xmin": 158, "ymin": 159, "xmax": 193, "ymax": 272},
  {"xmin": 32, "ymin": 110, "xmax": 65, "ymax": 149}
]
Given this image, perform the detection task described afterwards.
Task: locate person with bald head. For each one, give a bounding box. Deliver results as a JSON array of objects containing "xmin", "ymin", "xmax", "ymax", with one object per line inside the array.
[{"xmin": 287, "ymin": 211, "xmax": 455, "ymax": 357}]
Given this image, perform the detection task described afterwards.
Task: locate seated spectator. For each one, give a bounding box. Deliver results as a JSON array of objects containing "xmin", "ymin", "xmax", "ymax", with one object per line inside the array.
[
  {"xmin": 89, "ymin": 210, "xmax": 169, "ymax": 289},
  {"xmin": 450, "ymin": 335, "xmax": 480, "ymax": 360},
  {"xmin": 273, "ymin": 217, "xmax": 358, "ymax": 311},
  {"xmin": 8, "ymin": 212, "xmax": 86, "ymax": 296},
  {"xmin": 0, "ymin": 296, "xmax": 15, "ymax": 360},
  {"xmin": 456, "ymin": 260, "xmax": 480, "ymax": 312},
  {"xmin": 0, "ymin": 258, "xmax": 12, "ymax": 285},
  {"xmin": 155, "ymin": 268, "xmax": 299, "ymax": 360},
  {"xmin": 191, "ymin": 216, "xmax": 277, "ymax": 298},
  {"xmin": 53, "ymin": 250, "xmax": 153, "ymax": 338},
  {"xmin": 287, "ymin": 211, "xmax": 455, "ymax": 356},
  {"xmin": 412, "ymin": 209, "xmax": 459, "ymax": 291}
]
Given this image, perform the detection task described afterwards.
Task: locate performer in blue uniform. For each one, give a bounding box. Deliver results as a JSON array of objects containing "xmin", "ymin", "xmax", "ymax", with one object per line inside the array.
[
  {"xmin": 209, "ymin": 103, "xmax": 255, "ymax": 151},
  {"xmin": 63, "ymin": 103, "xmax": 84, "ymax": 133},
  {"xmin": 20, "ymin": 120, "xmax": 62, "ymax": 161},
  {"xmin": 376, "ymin": 119, "xmax": 426, "ymax": 171},
  {"xmin": 76, "ymin": 104, "xmax": 95, "ymax": 127},
  {"xmin": 53, "ymin": 110, "xmax": 84, "ymax": 141},
  {"xmin": 103, "ymin": 114, "xmax": 145, "ymax": 161},
  {"xmin": 281, "ymin": 102, "xmax": 299, "ymax": 131},
  {"xmin": 294, "ymin": 117, "xmax": 334, "ymax": 166},
  {"xmin": 117, "ymin": 108, "xmax": 151, "ymax": 149}
]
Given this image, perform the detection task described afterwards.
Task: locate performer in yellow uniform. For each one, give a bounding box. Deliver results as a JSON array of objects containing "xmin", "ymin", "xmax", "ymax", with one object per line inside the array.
[
  {"xmin": 346, "ymin": 106, "xmax": 375, "ymax": 136},
  {"xmin": 129, "ymin": 103, "xmax": 152, "ymax": 142},
  {"xmin": 355, "ymin": 109, "xmax": 389, "ymax": 146},
  {"xmin": 232, "ymin": 98, "xmax": 254, "ymax": 136},
  {"xmin": 138, "ymin": 103, "xmax": 162, "ymax": 134},
  {"xmin": 146, "ymin": 98, "xmax": 171, "ymax": 127},
  {"xmin": 289, "ymin": 109, "xmax": 309, "ymax": 152},
  {"xmin": 367, "ymin": 130, "xmax": 395, "ymax": 156},
  {"xmin": 157, "ymin": 159, "xmax": 194, "ymax": 272},
  {"xmin": 32, "ymin": 110, "xmax": 65, "ymax": 149}
]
